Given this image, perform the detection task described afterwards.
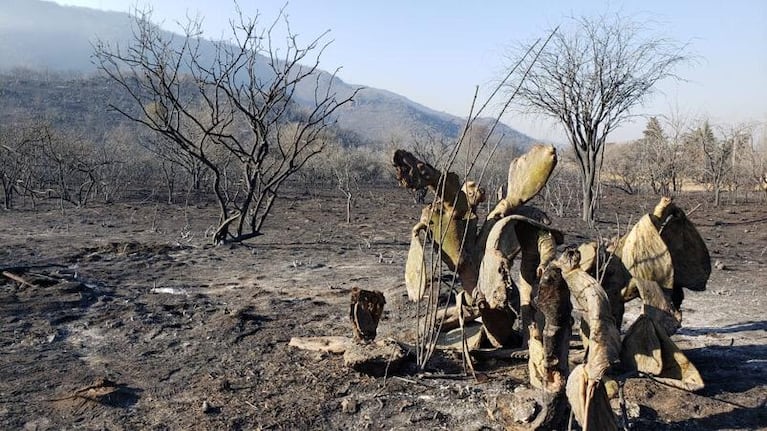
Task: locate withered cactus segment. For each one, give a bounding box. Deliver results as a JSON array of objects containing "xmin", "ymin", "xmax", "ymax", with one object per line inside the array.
[
  {"xmin": 405, "ymin": 227, "xmax": 427, "ymax": 301},
  {"xmin": 622, "ymin": 214, "xmax": 675, "ymax": 292},
  {"xmin": 461, "ymin": 180, "xmax": 487, "ymax": 211},
  {"xmin": 559, "ymin": 247, "xmax": 622, "ymax": 431},
  {"xmin": 632, "ymin": 278, "xmax": 682, "ymax": 336},
  {"xmin": 392, "ymin": 149, "xmax": 440, "ymax": 192},
  {"xmin": 422, "ymin": 204, "xmax": 479, "ymax": 291},
  {"xmin": 475, "ymin": 216, "xmax": 521, "ymax": 347},
  {"xmin": 652, "ymin": 196, "xmax": 711, "ymax": 307},
  {"xmin": 566, "ymin": 364, "xmax": 620, "ymax": 431},
  {"xmin": 515, "ymin": 221, "xmax": 560, "ymax": 350},
  {"xmin": 475, "ymin": 214, "xmax": 563, "ymax": 347},
  {"xmin": 556, "ymin": 249, "xmax": 621, "ymax": 382},
  {"xmin": 529, "ymin": 265, "xmax": 572, "ymax": 394},
  {"xmin": 488, "ymin": 144, "xmax": 558, "ymax": 219},
  {"xmin": 614, "ymin": 197, "xmax": 708, "ymax": 391},
  {"xmin": 394, "ymin": 145, "xmax": 560, "ymax": 348},
  {"xmin": 394, "ymin": 150, "xmax": 479, "ymax": 295},
  {"xmin": 617, "ymin": 196, "xmax": 710, "ymax": 312},
  {"xmin": 349, "ymin": 287, "xmax": 386, "ymax": 342},
  {"xmin": 621, "ymin": 315, "xmax": 704, "ymax": 391},
  {"xmin": 577, "ymin": 240, "xmax": 630, "ymax": 328}
]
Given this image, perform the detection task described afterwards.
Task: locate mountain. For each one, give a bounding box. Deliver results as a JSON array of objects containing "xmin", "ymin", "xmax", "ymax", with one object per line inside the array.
[{"xmin": 0, "ymin": 0, "xmax": 533, "ymax": 148}]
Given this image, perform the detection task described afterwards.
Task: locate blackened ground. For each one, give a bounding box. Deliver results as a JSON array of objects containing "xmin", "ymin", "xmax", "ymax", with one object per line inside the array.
[{"xmin": 1, "ymin": 187, "xmax": 765, "ymax": 430}]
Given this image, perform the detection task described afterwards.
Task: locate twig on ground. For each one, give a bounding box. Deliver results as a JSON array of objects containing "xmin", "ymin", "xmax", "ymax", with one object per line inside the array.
[
  {"xmin": 1, "ymin": 271, "xmax": 36, "ymax": 287},
  {"xmin": 638, "ymin": 372, "xmax": 751, "ymax": 410}
]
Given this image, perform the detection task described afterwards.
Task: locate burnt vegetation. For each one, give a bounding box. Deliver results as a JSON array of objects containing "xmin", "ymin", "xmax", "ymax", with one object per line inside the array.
[{"xmin": 1, "ymin": 4, "xmax": 766, "ymax": 431}]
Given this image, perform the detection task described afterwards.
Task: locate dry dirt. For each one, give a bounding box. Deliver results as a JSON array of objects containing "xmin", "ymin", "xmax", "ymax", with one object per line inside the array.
[{"xmin": 1, "ymin": 187, "xmax": 765, "ymax": 430}]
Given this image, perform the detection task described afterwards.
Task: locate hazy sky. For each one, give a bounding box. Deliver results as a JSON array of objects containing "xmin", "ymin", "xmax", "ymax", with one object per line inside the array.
[{"xmin": 51, "ymin": 0, "xmax": 766, "ymax": 144}]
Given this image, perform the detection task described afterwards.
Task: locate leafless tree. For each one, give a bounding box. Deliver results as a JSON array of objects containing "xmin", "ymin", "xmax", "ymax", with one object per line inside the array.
[
  {"xmin": 93, "ymin": 6, "xmax": 359, "ymax": 243},
  {"xmin": 636, "ymin": 117, "xmax": 676, "ymax": 195},
  {"xmin": 746, "ymin": 124, "xmax": 767, "ymax": 200},
  {"xmin": 543, "ymin": 163, "xmax": 580, "ymax": 216},
  {"xmin": 720, "ymin": 122, "xmax": 756, "ymax": 204},
  {"xmin": 692, "ymin": 121, "xmax": 733, "ymax": 207},
  {"xmin": 602, "ymin": 141, "xmax": 642, "ymax": 195},
  {"xmin": 138, "ymin": 130, "xmax": 210, "ymax": 204},
  {"xmin": 0, "ymin": 125, "xmax": 36, "ymax": 209},
  {"xmin": 36, "ymin": 126, "xmax": 114, "ymax": 209},
  {"xmin": 507, "ymin": 14, "xmax": 690, "ymax": 222},
  {"xmin": 659, "ymin": 108, "xmax": 697, "ymax": 193}
]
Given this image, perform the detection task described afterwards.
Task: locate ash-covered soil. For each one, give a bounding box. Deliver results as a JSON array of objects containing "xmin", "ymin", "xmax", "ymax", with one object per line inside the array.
[{"xmin": 1, "ymin": 188, "xmax": 765, "ymax": 430}]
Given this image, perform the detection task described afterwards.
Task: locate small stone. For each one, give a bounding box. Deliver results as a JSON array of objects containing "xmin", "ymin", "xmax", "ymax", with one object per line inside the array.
[
  {"xmin": 626, "ymin": 401, "xmax": 641, "ymax": 419},
  {"xmin": 714, "ymin": 260, "xmax": 727, "ymax": 270},
  {"xmin": 218, "ymin": 379, "xmax": 231, "ymax": 392},
  {"xmin": 512, "ymin": 398, "xmax": 537, "ymax": 423},
  {"xmin": 202, "ymin": 400, "xmax": 213, "ymax": 413},
  {"xmin": 341, "ymin": 398, "xmax": 357, "ymax": 414}
]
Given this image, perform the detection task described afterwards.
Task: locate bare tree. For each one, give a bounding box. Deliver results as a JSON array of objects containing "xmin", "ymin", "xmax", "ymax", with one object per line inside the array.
[
  {"xmin": 652, "ymin": 109, "xmax": 693, "ymax": 193},
  {"xmin": 36, "ymin": 126, "xmax": 112, "ymax": 209},
  {"xmin": 720, "ymin": 122, "xmax": 756, "ymax": 204},
  {"xmin": 602, "ymin": 141, "xmax": 642, "ymax": 195},
  {"xmin": 692, "ymin": 121, "xmax": 732, "ymax": 206},
  {"xmin": 138, "ymin": 130, "xmax": 210, "ymax": 204},
  {"xmin": 637, "ymin": 117, "xmax": 675, "ymax": 194},
  {"xmin": 0, "ymin": 125, "xmax": 35, "ymax": 209},
  {"xmin": 94, "ymin": 6, "xmax": 359, "ymax": 243},
  {"xmin": 746, "ymin": 124, "xmax": 767, "ymax": 200},
  {"xmin": 328, "ymin": 144, "xmax": 358, "ymax": 224},
  {"xmin": 507, "ymin": 14, "xmax": 689, "ymax": 222}
]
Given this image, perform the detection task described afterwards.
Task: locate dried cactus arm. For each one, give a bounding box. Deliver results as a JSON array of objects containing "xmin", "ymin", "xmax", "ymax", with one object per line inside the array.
[
  {"xmin": 392, "ymin": 149, "xmax": 441, "ymax": 192},
  {"xmin": 405, "ymin": 226, "xmax": 428, "ymax": 301},
  {"xmin": 632, "ymin": 278, "xmax": 681, "ymax": 336},
  {"xmin": 426, "ymin": 206, "xmax": 479, "ymax": 293},
  {"xmin": 622, "ymin": 197, "xmax": 710, "ymax": 314},
  {"xmin": 566, "ymin": 364, "xmax": 620, "ymax": 431},
  {"xmin": 536, "ymin": 229, "xmax": 558, "ymax": 273},
  {"xmin": 349, "ymin": 288, "xmax": 386, "ymax": 342},
  {"xmin": 393, "ymin": 149, "xmax": 481, "ymax": 296},
  {"xmin": 564, "ymin": 269, "xmax": 622, "ymax": 381},
  {"xmin": 477, "ymin": 217, "xmax": 520, "ymax": 309},
  {"xmin": 578, "ymin": 241, "xmax": 631, "ymax": 328},
  {"xmin": 530, "ymin": 265, "xmax": 572, "ymax": 393},
  {"xmin": 556, "ymin": 249, "xmax": 620, "ymax": 382},
  {"xmin": 488, "ymin": 144, "xmax": 558, "ymax": 219},
  {"xmin": 475, "ymin": 216, "xmax": 522, "ymax": 347},
  {"xmin": 392, "ymin": 149, "xmax": 469, "ymax": 215},
  {"xmin": 660, "ymin": 211, "xmax": 711, "ymax": 294},
  {"xmin": 461, "ymin": 181, "xmax": 486, "ymax": 211},
  {"xmin": 621, "ymin": 315, "xmax": 704, "ymax": 391},
  {"xmin": 577, "ymin": 242, "xmax": 599, "ymax": 272},
  {"xmin": 621, "ymin": 213, "xmax": 684, "ymax": 333},
  {"xmin": 622, "ymin": 215, "xmax": 674, "ymax": 292},
  {"xmin": 516, "ymin": 222, "xmax": 560, "ymax": 346},
  {"xmin": 561, "ymin": 261, "xmax": 622, "ymax": 431}
]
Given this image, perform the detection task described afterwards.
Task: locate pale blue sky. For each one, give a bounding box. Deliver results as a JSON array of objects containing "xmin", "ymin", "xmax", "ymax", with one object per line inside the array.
[{"xmin": 51, "ymin": 0, "xmax": 766, "ymax": 143}]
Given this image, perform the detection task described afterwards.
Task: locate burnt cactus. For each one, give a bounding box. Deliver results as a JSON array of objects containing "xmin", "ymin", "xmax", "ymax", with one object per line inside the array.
[{"xmin": 393, "ymin": 144, "xmax": 561, "ymax": 347}]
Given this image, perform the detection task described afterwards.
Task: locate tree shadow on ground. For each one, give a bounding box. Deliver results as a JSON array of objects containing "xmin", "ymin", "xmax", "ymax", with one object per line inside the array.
[
  {"xmin": 677, "ymin": 320, "xmax": 767, "ymax": 336},
  {"xmin": 683, "ymin": 343, "xmax": 767, "ymax": 395},
  {"xmin": 661, "ymin": 404, "xmax": 767, "ymax": 430}
]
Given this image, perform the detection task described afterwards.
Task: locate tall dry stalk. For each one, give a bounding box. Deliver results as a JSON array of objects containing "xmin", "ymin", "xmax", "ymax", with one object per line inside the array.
[{"xmin": 413, "ymin": 30, "xmax": 558, "ymax": 370}]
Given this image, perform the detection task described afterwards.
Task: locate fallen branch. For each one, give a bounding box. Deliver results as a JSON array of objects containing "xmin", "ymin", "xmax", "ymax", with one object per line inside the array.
[
  {"xmin": 1, "ymin": 271, "xmax": 36, "ymax": 287},
  {"xmin": 288, "ymin": 336, "xmax": 351, "ymax": 354}
]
